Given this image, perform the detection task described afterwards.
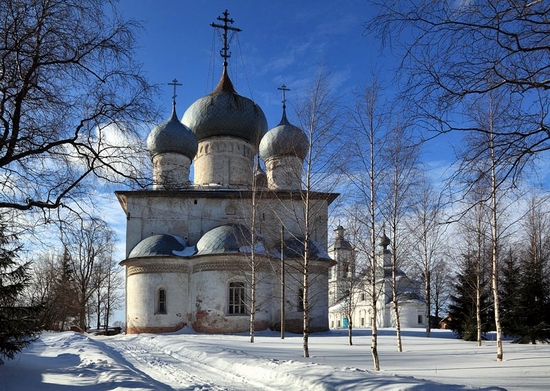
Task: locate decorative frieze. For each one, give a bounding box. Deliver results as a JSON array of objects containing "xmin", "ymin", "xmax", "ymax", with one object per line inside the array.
[{"xmin": 127, "ymin": 263, "xmax": 189, "ymax": 276}]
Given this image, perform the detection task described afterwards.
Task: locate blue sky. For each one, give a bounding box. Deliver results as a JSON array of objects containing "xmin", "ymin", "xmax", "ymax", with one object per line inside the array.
[{"xmin": 116, "ymin": 1, "xmax": 392, "ymax": 131}]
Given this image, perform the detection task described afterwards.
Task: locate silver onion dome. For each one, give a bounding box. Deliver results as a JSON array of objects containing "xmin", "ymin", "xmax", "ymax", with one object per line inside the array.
[
  {"xmin": 128, "ymin": 234, "xmax": 189, "ymax": 258},
  {"xmin": 147, "ymin": 106, "xmax": 198, "ymax": 159},
  {"xmin": 259, "ymin": 108, "xmax": 309, "ymax": 161},
  {"xmin": 182, "ymin": 69, "xmax": 267, "ymax": 145}
]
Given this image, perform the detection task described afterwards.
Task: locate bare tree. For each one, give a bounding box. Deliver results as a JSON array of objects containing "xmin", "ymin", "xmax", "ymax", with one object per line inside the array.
[
  {"xmin": 381, "ymin": 122, "xmax": 421, "ymax": 351},
  {"xmin": 407, "ymin": 175, "xmax": 448, "ymax": 337},
  {"xmin": 293, "ymin": 67, "xmax": 343, "ymax": 358},
  {"xmin": 0, "ymin": 0, "xmax": 153, "ymax": 216},
  {"xmin": 345, "ymin": 77, "xmax": 388, "ymax": 371},
  {"xmin": 61, "ymin": 216, "xmax": 116, "ymax": 330},
  {"xmin": 367, "ymin": 0, "xmax": 550, "ymax": 184},
  {"xmin": 26, "ymin": 248, "xmax": 78, "ymax": 331}
]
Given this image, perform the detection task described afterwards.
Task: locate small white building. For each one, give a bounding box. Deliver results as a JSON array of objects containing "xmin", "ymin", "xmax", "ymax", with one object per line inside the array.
[
  {"xmin": 117, "ymin": 11, "xmax": 337, "ymax": 334},
  {"xmin": 328, "ymin": 226, "xmax": 426, "ymax": 329}
]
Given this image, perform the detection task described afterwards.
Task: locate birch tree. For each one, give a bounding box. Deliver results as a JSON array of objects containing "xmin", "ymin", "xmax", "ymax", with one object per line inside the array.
[
  {"xmin": 293, "ymin": 68, "xmax": 343, "ymax": 358},
  {"xmin": 346, "ymin": 77, "xmax": 388, "ymax": 371},
  {"xmin": 381, "ymin": 122, "xmax": 421, "ymax": 351}
]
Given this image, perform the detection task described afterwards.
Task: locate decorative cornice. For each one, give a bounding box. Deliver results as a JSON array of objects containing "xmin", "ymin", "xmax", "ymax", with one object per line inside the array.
[{"xmin": 127, "ymin": 263, "xmax": 189, "ymax": 276}]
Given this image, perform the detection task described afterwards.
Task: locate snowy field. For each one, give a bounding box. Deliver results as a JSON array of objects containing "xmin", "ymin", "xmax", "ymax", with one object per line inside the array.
[{"xmin": 1, "ymin": 328, "xmax": 549, "ymax": 390}]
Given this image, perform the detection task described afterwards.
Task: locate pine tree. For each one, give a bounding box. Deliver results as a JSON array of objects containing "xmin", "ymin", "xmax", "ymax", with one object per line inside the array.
[
  {"xmin": 448, "ymin": 253, "xmax": 494, "ymax": 341},
  {"xmin": 500, "ymin": 248, "xmax": 523, "ymax": 338},
  {"xmin": 0, "ymin": 222, "xmax": 43, "ymax": 365}
]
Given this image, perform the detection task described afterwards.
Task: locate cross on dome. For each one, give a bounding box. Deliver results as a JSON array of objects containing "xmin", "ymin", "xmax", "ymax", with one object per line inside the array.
[
  {"xmin": 167, "ymin": 78, "xmax": 182, "ymax": 107},
  {"xmin": 211, "ymin": 10, "xmax": 242, "ymax": 68},
  {"xmin": 278, "ymin": 84, "xmax": 290, "ymax": 110}
]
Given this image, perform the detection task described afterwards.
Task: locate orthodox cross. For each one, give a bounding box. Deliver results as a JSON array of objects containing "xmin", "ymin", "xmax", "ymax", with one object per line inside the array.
[
  {"xmin": 278, "ymin": 84, "xmax": 290, "ymax": 109},
  {"xmin": 168, "ymin": 78, "xmax": 182, "ymax": 106},
  {"xmin": 211, "ymin": 10, "xmax": 242, "ymax": 68}
]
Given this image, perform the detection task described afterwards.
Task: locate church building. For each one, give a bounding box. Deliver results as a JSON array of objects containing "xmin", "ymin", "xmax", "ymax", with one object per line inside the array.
[
  {"xmin": 117, "ymin": 11, "xmax": 337, "ymax": 334},
  {"xmin": 328, "ymin": 226, "xmax": 426, "ymax": 329}
]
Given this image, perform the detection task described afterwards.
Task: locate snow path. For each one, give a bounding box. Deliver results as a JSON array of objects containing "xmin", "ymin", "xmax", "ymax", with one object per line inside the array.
[
  {"xmin": 3, "ymin": 330, "xmax": 548, "ymax": 390},
  {"xmin": 97, "ymin": 335, "xmax": 276, "ymax": 391}
]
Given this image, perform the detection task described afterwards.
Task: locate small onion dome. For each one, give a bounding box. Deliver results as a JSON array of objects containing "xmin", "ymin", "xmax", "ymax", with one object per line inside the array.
[
  {"xmin": 331, "ymin": 225, "xmax": 352, "ymax": 250},
  {"xmin": 182, "ymin": 69, "xmax": 268, "ymax": 145},
  {"xmin": 379, "ymin": 233, "xmax": 391, "ymax": 249},
  {"xmin": 196, "ymin": 224, "xmax": 264, "ymax": 255},
  {"xmin": 128, "ymin": 234, "xmax": 196, "ymax": 258},
  {"xmin": 259, "ymin": 108, "xmax": 308, "ymax": 161},
  {"xmin": 147, "ymin": 106, "xmax": 198, "ymax": 159}
]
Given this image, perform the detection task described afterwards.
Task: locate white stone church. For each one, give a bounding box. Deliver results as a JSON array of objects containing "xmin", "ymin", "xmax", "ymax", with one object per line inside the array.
[
  {"xmin": 117, "ymin": 11, "xmax": 337, "ymax": 334},
  {"xmin": 328, "ymin": 226, "xmax": 426, "ymax": 329}
]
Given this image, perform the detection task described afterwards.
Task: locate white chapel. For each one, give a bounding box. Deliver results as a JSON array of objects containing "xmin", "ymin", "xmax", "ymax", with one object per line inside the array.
[
  {"xmin": 117, "ymin": 11, "xmax": 337, "ymax": 334},
  {"xmin": 328, "ymin": 226, "xmax": 426, "ymax": 329}
]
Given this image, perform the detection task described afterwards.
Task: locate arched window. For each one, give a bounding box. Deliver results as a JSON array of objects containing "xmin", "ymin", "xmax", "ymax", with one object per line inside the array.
[
  {"xmin": 157, "ymin": 288, "xmax": 167, "ymax": 314},
  {"xmin": 228, "ymin": 282, "xmax": 246, "ymax": 315}
]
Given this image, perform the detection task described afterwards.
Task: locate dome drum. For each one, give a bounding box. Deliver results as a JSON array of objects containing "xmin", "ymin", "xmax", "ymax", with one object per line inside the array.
[
  {"xmin": 193, "ymin": 136, "xmax": 255, "ymax": 186},
  {"xmin": 264, "ymin": 155, "xmax": 303, "ymax": 190},
  {"xmin": 152, "ymin": 153, "xmax": 192, "ymax": 190}
]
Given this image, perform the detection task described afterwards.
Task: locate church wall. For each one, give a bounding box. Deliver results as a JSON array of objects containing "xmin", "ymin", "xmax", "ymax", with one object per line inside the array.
[
  {"xmin": 395, "ymin": 302, "xmax": 426, "ymax": 328},
  {"xmin": 191, "ymin": 266, "xmax": 250, "ymax": 333},
  {"xmin": 125, "ymin": 260, "xmax": 189, "ymax": 334},
  {"xmin": 258, "ymin": 198, "xmax": 329, "ymax": 250}
]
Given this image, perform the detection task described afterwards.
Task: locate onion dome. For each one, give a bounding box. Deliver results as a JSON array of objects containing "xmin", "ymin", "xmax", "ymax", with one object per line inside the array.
[
  {"xmin": 147, "ymin": 106, "xmax": 198, "ymax": 159},
  {"xmin": 259, "ymin": 108, "xmax": 309, "ymax": 161},
  {"xmin": 332, "ymin": 225, "xmax": 352, "ymax": 251},
  {"xmin": 128, "ymin": 234, "xmax": 196, "ymax": 258},
  {"xmin": 379, "ymin": 232, "xmax": 391, "ymax": 249},
  {"xmin": 196, "ymin": 224, "xmax": 264, "ymax": 255},
  {"xmin": 182, "ymin": 69, "xmax": 268, "ymax": 145}
]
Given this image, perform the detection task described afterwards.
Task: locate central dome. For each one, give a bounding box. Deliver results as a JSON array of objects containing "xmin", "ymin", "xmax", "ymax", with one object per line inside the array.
[{"xmin": 182, "ymin": 69, "xmax": 268, "ymax": 145}]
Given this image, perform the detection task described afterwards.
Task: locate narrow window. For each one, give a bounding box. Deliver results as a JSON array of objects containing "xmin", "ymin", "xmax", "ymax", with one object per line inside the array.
[
  {"xmin": 158, "ymin": 288, "xmax": 167, "ymax": 314},
  {"xmin": 361, "ymin": 317, "xmax": 365, "ymax": 326},
  {"xmin": 418, "ymin": 315, "xmax": 423, "ymax": 324},
  {"xmin": 361, "ymin": 293, "xmax": 366, "ymax": 301},
  {"xmin": 228, "ymin": 282, "xmax": 246, "ymax": 315},
  {"xmin": 298, "ymin": 288, "xmax": 304, "ymax": 312}
]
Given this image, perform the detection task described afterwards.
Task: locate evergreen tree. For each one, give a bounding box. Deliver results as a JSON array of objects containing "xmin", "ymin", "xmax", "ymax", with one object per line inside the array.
[
  {"xmin": 514, "ymin": 254, "xmax": 550, "ymax": 343},
  {"xmin": 448, "ymin": 253, "xmax": 494, "ymax": 341},
  {"xmin": 500, "ymin": 247, "xmax": 523, "ymax": 338},
  {"xmin": 0, "ymin": 221, "xmax": 42, "ymax": 365},
  {"xmin": 502, "ymin": 200, "xmax": 550, "ymax": 344}
]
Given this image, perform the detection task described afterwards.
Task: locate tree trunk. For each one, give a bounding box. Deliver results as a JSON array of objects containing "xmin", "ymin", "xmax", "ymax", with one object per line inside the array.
[
  {"xmin": 425, "ymin": 269, "xmax": 431, "ymax": 337},
  {"xmin": 476, "ymin": 270, "xmax": 482, "ymax": 347},
  {"xmin": 303, "ymin": 267, "xmax": 310, "ymax": 358},
  {"xmin": 490, "ymin": 126, "xmax": 503, "ymax": 361},
  {"xmin": 371, "ymin": 306, "xmax": 380, "ymax": 371},
  {"xmin": 392, "ymin": 253, "xmax": 403, "ymax": 352}
]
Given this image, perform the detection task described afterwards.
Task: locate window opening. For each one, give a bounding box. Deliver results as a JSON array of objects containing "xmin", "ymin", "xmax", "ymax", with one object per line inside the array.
[
  {"xmin": 228, "ymin": 282, "xmax": 246, "ymax": 314},
  {"xmin": 158, "ymin": 288, "xmax": 167, "ymax": 314}
]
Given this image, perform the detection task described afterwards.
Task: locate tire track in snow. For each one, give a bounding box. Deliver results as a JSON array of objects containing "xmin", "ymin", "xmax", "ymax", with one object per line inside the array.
[{"xmin": 98, "ymin": 336, "xmax": 275, "ymax": 391}]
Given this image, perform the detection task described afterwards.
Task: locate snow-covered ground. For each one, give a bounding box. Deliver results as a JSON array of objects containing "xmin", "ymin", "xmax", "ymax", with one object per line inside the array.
[{"xmin": 1, "ymin": 328, "xmax": 548, "ymax": 390}]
